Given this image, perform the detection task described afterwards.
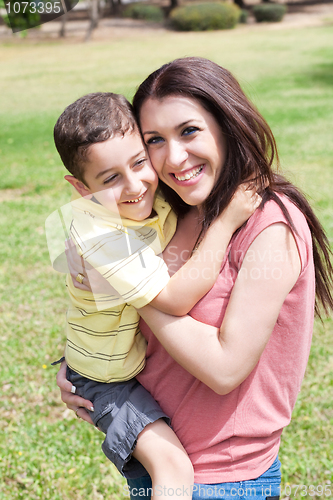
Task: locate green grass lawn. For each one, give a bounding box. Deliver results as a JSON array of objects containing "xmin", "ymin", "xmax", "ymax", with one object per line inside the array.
[{"xmin": 0, "ymin": 24, "xmax": 332, "ymax": 499}]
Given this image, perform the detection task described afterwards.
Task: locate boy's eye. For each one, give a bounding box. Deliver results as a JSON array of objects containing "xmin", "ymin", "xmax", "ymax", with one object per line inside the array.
[
  {"xmin": 146, "ymin": 136, "xmax": 163, "ymax": 145},
  {"xmin": 182, "ymin": 126, "xmax": 199, "ymax": 136},
  {"xmin": 104, "ymin": 174, "xmax": 117, "ymax": 184},
  {"xmin": 134, "ymin": 158, "xmax": 147, "ymax": 167}
]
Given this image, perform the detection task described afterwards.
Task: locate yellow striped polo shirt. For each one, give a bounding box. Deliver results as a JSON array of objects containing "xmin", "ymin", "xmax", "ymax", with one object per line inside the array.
[{"xmin": 65, "ymin": 191, "xmax": 177, "ymax": 383}]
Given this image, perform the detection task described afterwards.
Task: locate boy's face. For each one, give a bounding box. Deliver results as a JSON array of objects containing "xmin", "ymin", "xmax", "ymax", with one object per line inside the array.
[{"xmin": 67, "ymin": 132, "xmax": 158, "ymax": 221}]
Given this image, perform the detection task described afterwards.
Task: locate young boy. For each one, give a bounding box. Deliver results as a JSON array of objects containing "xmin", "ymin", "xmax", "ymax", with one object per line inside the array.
[{"xmin": 53, "ymin": 92, "xmax": 259, "ymax": 498}]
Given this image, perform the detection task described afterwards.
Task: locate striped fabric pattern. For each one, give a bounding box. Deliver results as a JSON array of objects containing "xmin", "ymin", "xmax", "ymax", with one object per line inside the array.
[{"xmin": 65, "ymin": 193, "xmax": 177, "ymax": 382}]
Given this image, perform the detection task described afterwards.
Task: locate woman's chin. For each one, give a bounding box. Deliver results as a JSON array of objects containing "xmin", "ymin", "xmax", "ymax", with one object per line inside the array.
[
  {"xmin": 173, "ymin": 185, "xmax": 211, "ymax": 207},
  {"xmin": 178, "ymin": 194, "xmax": 206, "ymax": 208}
]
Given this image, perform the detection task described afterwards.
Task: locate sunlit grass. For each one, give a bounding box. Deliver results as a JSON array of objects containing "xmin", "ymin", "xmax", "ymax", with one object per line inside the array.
[{"xmin": 0, "ymin": 24, "xmax": 332, "ymax": 499}]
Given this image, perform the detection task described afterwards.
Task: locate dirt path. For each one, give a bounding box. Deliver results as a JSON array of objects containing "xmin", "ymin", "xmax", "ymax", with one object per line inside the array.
[{"xmin": 1, "ymin": 2, "xmax": 333, "ymax": 42}]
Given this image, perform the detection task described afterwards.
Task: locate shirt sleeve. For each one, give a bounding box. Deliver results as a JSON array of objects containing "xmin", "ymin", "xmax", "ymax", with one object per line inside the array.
[
  {"xmin": 71, "ymin": 222, "xmax": 170, "ymax": 309},
  {"xmin": 230, "ymin": 196, "xmax": 311, "ymax": 274}
]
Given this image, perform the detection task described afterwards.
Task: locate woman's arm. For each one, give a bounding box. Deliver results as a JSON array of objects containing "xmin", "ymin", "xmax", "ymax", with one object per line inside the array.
[{"xmin": 137, "ymin": 222, "xmax": 301, "ymax": 395}]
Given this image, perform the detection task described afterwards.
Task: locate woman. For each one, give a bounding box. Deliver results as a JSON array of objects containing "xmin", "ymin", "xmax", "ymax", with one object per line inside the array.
[{"xmin": 57, "ymin": 57, "xmax": 333, "ymax": 499}]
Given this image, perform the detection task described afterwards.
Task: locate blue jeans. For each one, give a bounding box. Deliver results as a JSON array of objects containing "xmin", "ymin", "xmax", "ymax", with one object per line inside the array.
[{"xmin": 125, "ymin": 456, "xmax": 281, "ymax": 500}]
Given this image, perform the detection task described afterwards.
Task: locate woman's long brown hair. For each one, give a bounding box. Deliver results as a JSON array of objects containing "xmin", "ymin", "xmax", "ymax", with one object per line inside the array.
[{"xmin": 133, "ymin": 57, "xmax": 333, "ymax": 318}]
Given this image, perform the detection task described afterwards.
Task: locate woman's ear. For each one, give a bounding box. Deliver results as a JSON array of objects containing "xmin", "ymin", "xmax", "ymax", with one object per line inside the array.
[{"xmin": 64, "ymin": 175, "xmax": 93, "ymax": 199}]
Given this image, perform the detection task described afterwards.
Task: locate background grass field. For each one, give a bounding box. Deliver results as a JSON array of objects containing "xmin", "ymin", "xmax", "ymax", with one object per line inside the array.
[{"xmin": 0, "ymin": 24, "xmax": 332, "ymax": 500}]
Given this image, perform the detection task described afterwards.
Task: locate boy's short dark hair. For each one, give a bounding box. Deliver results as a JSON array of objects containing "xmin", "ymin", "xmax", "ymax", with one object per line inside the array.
[{"xmin": 54, "ymin": 92, "xmax": 137, "ymax": 184}]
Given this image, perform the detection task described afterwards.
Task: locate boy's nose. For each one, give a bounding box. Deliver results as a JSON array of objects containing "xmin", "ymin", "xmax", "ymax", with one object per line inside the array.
[{"xmin": 124, "ymin": 173, "xmax": 142, "ymax": 195}]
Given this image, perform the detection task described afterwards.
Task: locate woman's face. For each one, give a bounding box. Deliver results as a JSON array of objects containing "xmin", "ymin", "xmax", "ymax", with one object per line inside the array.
[{"xmin": 140, "ymin": 95, "xmax": 227, "ymax": 207}]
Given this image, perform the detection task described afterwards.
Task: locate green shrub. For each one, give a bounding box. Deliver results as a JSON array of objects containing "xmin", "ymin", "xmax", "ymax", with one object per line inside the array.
[
  {"xmin": 0, "ymin": 0, "xmax": 41, "ymax": 33},
  {"xmin": 170, "ymin": 2, "xmax": 241, "ymax": 31},
  {"xmin": 252, "ymin": 3, "xmax": 287, "ymax": 22},
  {"xmin": 123, "ymin": 3, "xmax": 164, "ymax": 22},
  {"xmin": 239, "ymin": 9, "xmax": 248, "ymax": 23}
]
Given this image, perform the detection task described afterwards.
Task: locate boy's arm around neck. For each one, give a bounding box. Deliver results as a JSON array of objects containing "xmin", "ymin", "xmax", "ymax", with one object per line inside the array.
[
  {"xmin": 149, "ymin": 186, "xmax": 261, "ymax": 316},
  {"xmin": 148, "ymin": 218, "xmax": 233, "ymax": 316}
]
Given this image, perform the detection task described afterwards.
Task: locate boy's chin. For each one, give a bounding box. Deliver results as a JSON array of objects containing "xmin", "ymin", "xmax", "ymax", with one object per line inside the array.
[{"xmin": 119, "ymin": 205, "xmax": 154, "ymax": 221}]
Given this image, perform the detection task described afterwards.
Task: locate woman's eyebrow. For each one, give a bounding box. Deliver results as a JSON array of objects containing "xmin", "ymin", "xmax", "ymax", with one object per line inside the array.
[
  {"xmin": 177, "ymin": 120, "xmax": 193, "ymax": 129},
  {"xmin": 142, "ymin": 130, "xmax": 159, "ymax": 136},
  {"xmin": 143, "ymin": 120, "xmax": 197, "ymax": 136}
]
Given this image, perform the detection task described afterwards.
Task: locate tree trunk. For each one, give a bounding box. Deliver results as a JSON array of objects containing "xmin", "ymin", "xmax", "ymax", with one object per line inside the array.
[
  {"xmin": 109, "ymin": 0, "xmax": 122, "ymax": 15},
  {"xmin": 59, "ymin": 11, "xmax": 67, "ymax": 37},
  {"xmin": 233, "ymin": 0, "xmax": 245, "ymax": 8},
  {"xmin": 59, "ymin": 0, "xmax": 68, "ymax": 37},
  {"xmin": 85, "ymin": 0, "xmax": 99, "ymax": 42}
]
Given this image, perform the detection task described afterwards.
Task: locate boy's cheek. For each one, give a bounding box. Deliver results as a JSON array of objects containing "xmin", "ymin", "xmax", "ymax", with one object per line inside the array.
[
  {"xmin": 149, "ymin": 170, "xmax": 159, "ymax": 189},
  {"xmin": 94, "ymin": 189, "xmax": 118, "ymax": 211}
]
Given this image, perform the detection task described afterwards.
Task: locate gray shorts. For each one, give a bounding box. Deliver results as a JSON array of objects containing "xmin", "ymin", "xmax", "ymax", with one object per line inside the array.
[{"xmin": 67, "ymin": 367, "xmax": 170, "ymax": 479}]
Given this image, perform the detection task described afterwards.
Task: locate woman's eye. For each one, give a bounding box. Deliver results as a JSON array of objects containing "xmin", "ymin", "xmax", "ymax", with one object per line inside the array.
[
  {"xmin": 146, "ymin": 136, "xmax": 163, "ymax": 145},
  {"xmin": 182, "ymin": 126, "xmax": 199, "ymax": 136}
]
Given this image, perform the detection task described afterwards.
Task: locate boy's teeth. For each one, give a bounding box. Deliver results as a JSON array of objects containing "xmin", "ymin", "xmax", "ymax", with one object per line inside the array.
[
  {"xmin": 174, "ymin": 166, "xmax": 203, "ymax": 181},
  {"xmin": 128, "ymin": 193, "xmax": 144, "ymax": 203}
]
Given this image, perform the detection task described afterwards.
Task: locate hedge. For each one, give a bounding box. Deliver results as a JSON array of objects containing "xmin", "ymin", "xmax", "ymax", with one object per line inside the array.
[
  {"xmin": 170, "ymin": 2, "xmax": 241, "ymax": 31},
  {"xmin": 123, "ymin": 3, "xmax": 164, "ymax": 23},
  {"xmin": 252, "ymin": 3, "xmax": 287, "ymax": 22}
]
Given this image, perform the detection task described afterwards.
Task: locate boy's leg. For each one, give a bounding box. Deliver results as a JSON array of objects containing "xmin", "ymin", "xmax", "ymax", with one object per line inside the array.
[
  {"xmin": 67, "ymin": 370, "xmax": 193, "ymax": 496},
  {"xmin": 132, "ymin": 419, "xmax": 194, "ymax": 500},
  {"xmin": 127, "ymin": 475, "xmax": 152, "ymax": 500}
]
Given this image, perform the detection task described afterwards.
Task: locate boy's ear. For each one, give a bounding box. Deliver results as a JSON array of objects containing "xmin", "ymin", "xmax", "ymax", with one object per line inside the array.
[{"xmin": 64, "ymin": 175, "xmax": 93, "ymax": 199}]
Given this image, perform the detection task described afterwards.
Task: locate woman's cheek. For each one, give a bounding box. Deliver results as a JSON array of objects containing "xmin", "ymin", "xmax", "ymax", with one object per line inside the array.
[{"xmin": 149, "ymin": 150, "xmax": 163, "ymax": 178}]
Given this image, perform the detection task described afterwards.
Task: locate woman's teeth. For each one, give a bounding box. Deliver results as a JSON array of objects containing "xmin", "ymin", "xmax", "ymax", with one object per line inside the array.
[
  {"xmin": 127, "ymin": 193, "xmax": 145, "ymax": 203},
  {"xmin": 174, "ymin": 166, "xmax": 203, "ymax": 182}
]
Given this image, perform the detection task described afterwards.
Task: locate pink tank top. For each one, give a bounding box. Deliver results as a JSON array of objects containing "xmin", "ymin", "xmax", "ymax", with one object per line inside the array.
[{"xmin": 137, "ymin": 196, "xmax": 315, "ymax": 483}]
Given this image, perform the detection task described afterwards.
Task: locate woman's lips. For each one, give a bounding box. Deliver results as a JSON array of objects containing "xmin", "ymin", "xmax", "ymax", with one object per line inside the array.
[{"xmin": 171, "ymin": 165, "xmax": 205, "ymax": 185}]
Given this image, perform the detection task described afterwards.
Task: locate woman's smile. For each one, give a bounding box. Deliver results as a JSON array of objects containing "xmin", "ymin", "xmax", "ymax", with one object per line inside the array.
[{"xmin": 171, "ymin": 164, "xmax": 205, "ymax": 185}]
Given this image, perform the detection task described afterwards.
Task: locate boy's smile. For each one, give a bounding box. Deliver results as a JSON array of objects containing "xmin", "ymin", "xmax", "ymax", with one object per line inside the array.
[{"xmin": 65, "ymin": 132, "xmax": 158, "ymax": 221}]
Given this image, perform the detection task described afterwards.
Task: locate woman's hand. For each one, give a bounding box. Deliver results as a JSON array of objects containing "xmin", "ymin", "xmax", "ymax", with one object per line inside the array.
[
  {"xmin": 56, "ymin": 360, "xmax": 95, "ymax": 425},
  {"xmin": 65, "ymin": 239, "xmax": 120, "ymax": 296}
]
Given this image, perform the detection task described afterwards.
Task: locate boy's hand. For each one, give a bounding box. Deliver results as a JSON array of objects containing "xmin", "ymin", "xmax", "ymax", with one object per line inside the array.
[
  {"xmin": 65, "ymin": 239, "xmax": 120, "ymax": 296},
  {"xmin": 65, "ymin": 238, "xmax": 91, "ymax": 291},
  {"xmin": 219, "ymin": 183, "xmax": 261, "ymax": 233}
]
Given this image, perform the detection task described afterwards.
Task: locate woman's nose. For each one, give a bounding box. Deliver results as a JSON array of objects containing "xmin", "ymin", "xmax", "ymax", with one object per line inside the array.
[{"xmin": 166, "ymin": 140, "xmax": 188, "ymax": 168}]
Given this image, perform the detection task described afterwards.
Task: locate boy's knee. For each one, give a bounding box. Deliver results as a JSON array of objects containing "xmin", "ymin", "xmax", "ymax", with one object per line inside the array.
[
  {"xmin": 181, "ymin": 456, "xmax": 194, "ymax": 483},
  {"xmin": 161, "ymin": 450, "xmax": 194, "ymax": 481}
]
